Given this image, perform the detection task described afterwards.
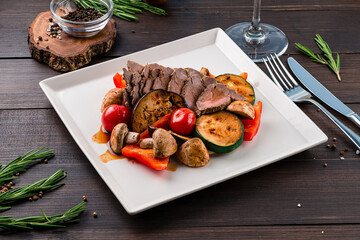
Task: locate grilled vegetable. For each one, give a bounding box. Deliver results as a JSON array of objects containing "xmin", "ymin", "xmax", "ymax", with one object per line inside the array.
[
  {"xmin": 122, "ymin": 144, "xmax": 169, "ymax": 170},
  {"xmin": 140, "ymin": 113, "xmax": 171, "ymax": 139},
  {"xmin": 226, "ymin": 100, "xmax": 255, "ymax": 119},
  {"xmin": 215, "ymin": 74, "xmax": 255, "ymax": 104},
  {"xmin": 176, "ymin": 138, "xmax": 210, "ymax": 167},
  {"xmin": 152, "ymin": 128, "xmax": 178, "ymax": 158},
  {"xmin": 132, "ymin": 90, "xmax": 186, "ymax": 133},
  {"xmin": 100, "ymin": 88, "xmax": 125, "ymax": 112},
  {"xmin": 243, "ymin": 101, "xmax": 262, "ymax": 141},
  {"xmin": 139, "ymin": 138, "xmax": 154, "ymax": 149},
  {"xmin": 195, "ymin": 111, "xmax": 244, "ymax": 153}
]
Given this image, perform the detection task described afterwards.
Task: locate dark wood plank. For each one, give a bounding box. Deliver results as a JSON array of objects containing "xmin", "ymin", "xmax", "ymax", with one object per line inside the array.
[
  {"xmin": 0, "ymin": 108, "xmax": 360, "ymax": 231},
  {"xmin": 1, "ymin": 0, "xmax": 360, "ymax": 58},
  {"xmin": 2, "ymin": 224, "xmax": 360, "ymax": 239},
  {"xmin": 1, "ymin": 53, "xmax": 359, "ymax": 110}
]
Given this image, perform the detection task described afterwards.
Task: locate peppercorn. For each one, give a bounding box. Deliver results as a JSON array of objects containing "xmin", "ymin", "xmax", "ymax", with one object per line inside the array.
[
  {"xmin": 331, "ymin": 144, "xmax": 336, "ymax": 150},
  {"xmin": 44, "ymin": 159, "xmax": 48, "ymax": 164},
  {"xmin": 82, "ymin": 195, "xmax": 87, "ymax": 202},
  {"xmin": 333, "ymin": 137, "xmax": 337, "ymax": 141},
  {"xmin": 324, "ymin": 163, "xmax": 327, "ymax": 167},
  {"xmin": 49, "ymin": 18, "xmax": 53, "ymax": 22},
  {"xmin": 33, "ymin": 196, "xmax": 39, "ymax": 201},
  {"xmin": 340, "ymin": 151, "xmax": 344, "ymax": 155},
  {"xmin": 93, "ymin": 212, "xmax": 98, "ymax": 218},
  {"xmin": 29, "ymin": 197, "xmax": 33, "ymax": 201}
]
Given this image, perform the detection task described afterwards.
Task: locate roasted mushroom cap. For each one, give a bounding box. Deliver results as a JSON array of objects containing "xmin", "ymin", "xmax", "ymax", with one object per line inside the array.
[
  {"xmin": 176, "ymin": 138, "xmax": 210, "ymax": 167},
  {"xmin": 153, "ymin": 128, "xmax": 178, "ymax": 158},
  {"xmin": 110, "ymin": 123, "xmax": 129, "ymax": 154},
  {"xmin": 100, "ymin": 88, "xmax": 124, "ymax": 112},
  {"xmin": 226, "ymin": 100, "xmax": 255, "ymax": 119}
]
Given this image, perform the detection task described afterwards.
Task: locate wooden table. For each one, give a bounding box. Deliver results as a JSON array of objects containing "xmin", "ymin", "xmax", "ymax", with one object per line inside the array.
[{"xmin": 1, "ymin": 0, "xmax": 360, "ymax": 238}]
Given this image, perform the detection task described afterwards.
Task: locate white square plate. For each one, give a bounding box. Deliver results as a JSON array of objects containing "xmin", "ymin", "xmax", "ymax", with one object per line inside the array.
[{"xmin": 40, "ymin": 28, "xmax": 327, "ymax": 215}]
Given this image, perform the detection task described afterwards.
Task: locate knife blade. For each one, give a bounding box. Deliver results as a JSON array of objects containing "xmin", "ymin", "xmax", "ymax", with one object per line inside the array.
[{"xmin": 288, "ymin": 57, "xmax": 360, "ymax": 128}]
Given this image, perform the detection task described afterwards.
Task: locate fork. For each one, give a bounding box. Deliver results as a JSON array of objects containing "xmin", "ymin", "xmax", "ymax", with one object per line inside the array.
[{"xmin": 263, "ymin": 54, "xmax": 360, "ymax": 150}]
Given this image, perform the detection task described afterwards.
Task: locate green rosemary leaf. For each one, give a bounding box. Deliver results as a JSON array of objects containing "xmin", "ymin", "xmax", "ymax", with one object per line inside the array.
[
  {"xmin": 295, "ymin": 35, "xmax": 341, "ymax": 81},
  {"xmin": 72, "ymin": 0, "xmax": 166, "ymax": 22},
  {"xmin": 0, "ymin": 202, "xmax": 87, "ymax": 231},
  {"xmin": 0, "ymin": 170, "xmax": 66, "ymax": 208},
  {"xmin": 295, "ymin": 43, "xmax": 326, "ymax": 64},
  {"xmin": 0, "ymin": 147, "xmax": 54, "ymax": 186}
]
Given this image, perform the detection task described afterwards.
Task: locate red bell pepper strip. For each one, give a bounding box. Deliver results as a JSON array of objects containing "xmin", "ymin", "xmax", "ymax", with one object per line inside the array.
[
  {"xmin": 122, "ymin": 144, "xmax": 169, "ymax": 170},
  {"xmin": 242, "ymin": 101, "xmax": 262, "ymax": 141},
  {"xmin": 113, "ymin": 73, "xmax": 126, "ymax": 88},
  {"xmin": 140, "ymin": 113, "xmax": 171, "ymax": 139},
  {"xmin": 240, "ymin": 72, "xmax": 248, "ymax": 80}
]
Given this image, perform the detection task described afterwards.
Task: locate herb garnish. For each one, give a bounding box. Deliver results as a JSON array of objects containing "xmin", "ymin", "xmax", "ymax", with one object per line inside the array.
[
  {"xmin": 0, "ymin": 201, "xmax": 87, "ymax": 231},
  {"xmin": 0, "ymin": 170, "xmax": 66, "ymax": 210},
  {"xmin": 295, "ymin": 34, "xmax": 341, "ymax": 81},
  {"xmin": 73, "ymin": 0, "xmax": 167, "ymax": 22},
  {"xmin": 0, "ymin": 147, "xmax": 54, "ymax": 186}
]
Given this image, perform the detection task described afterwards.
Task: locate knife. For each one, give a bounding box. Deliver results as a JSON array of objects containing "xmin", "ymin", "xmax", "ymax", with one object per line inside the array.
[{"xmin": 288, "ymin": 57, "xmax": 360, "ymax": 128}]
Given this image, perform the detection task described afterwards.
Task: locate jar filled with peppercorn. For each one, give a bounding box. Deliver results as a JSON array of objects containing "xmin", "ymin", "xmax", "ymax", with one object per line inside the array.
[{"xmin": 50, "ymin": 0, "xmax": 113, "ymax": 37}]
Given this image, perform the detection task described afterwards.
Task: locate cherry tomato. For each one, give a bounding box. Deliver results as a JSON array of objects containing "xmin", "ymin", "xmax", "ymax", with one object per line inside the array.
[
  {"xmin": 101, "ymin": 104, "xmax": 130, "ymax": 132},
  {"xmin": 170, "ymin": 108, "xmax": 196, "ymax": 136}
]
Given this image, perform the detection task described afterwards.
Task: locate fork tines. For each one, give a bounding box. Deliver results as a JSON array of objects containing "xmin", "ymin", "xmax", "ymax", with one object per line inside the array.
[{"xmin": 263, "ymin": 54, "xmax": 298, "ymax": 91}]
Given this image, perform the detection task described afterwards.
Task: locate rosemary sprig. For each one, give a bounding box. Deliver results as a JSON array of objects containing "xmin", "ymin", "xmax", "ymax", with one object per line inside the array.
[
  {"xmin": 0, "ymin": 147, "xmax": 54, "ymax": 186},
  {"xmin": 0, "ymin": 201, "xmax": 87, "ymax": 231},
  {"xmin": 295, "ymin": 34, "xmax": 341, "ymax": 81},
  {"xmin": 0, "ymin": 170, "xmax": 66, "ymax": 208},
  {"xmin": 72, "ymin": 0, "xmax": 166, "ymax": 21}
]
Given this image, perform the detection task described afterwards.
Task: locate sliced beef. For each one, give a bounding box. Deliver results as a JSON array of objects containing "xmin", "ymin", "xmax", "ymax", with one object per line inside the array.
[
  {"xmin": 167, "ymin": 68, "xmax": 188, "ymax": 94},
  {"xmin": 139, "ymin": 64, "xmax": 150, "ymax": 96},
  {"xmin": 195, "ymin": 83, "xmax": 231, "ymax": 115},
  {"xmin": 186, "ymin": 68, "xmax": 203, "ymax": 78},
  {"xmin": 130, "ymin": 72, "xmax": 142, "ymax": 106},
  {"xmin": 122, "ymin": 68, "xmax": 133, "ymax": 94},
  {"xmin": 180, "ymin": 74, "xmax": 205, "ymax": 111},
  {"xmin": 228, "ymin": 88, "xmax": 246, "ymax": 101},
  {"xmin": 127, "ymin": 60, "xmax": 144, "ymax": 74},
  {"xmin": 121, "ymin": 89, "xmax": 132, "ymax": 109},
  {"xmin": 142, "ymin": 68, "xmax": 161, "ymax": 95},
  {"xmin": 152, "ymin": 67, "xmax": 174, "ymax": 90},
  {"xmin": 202, "ymin": 76, "xmax": 217, "ymax": 86},
  {"xmin": 148, "ymin": 63, "xmax": 162, "ymax": 70}
]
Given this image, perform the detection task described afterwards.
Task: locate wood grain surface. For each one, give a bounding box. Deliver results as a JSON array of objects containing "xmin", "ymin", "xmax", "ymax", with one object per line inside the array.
[
  {"xmin": 28, "ymin": 11, "xmax": 116, "ymax": 72},
  {"xmin": 1, "ymin": 0, "xmax": 360, "ymax": 239}
]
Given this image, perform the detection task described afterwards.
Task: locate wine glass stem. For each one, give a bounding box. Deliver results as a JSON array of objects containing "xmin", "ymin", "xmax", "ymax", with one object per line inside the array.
[
  {"xmin": 252, "ymin": 0, "xmax": 261, "ymax": 30},
  {"xmin": 247, "ymin": 0, "xmax": 265, "ymax": 42}
]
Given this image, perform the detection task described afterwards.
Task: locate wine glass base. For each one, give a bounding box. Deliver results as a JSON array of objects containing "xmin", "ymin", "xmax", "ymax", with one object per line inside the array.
[{"xmin": 225, "ymin": 22, "xmax": 288, "ymax": 62}]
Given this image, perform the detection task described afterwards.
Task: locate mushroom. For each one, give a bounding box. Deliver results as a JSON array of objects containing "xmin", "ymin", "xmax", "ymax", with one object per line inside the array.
[
  {"xmin": 110, "ymin": 123, "xmax": 129, "ymax": 154},
  {"xmin": 152, "ymin": 128, "xmax": 178, "ymax": 158},
  {"xmin": 139, "ymin": 138, "xmax": 154, "ymax": 149},
  {"xmin": 110, "ymin": 123, "xmax": 140, "ymax": 154},
  {"xmin": 226, "ymin": 100, "xmax": 255, "ymax": 119},
  {"xmin": 125, "ymin": 132, "xmax": 140, "ymax": 145},
  {"xmin": 100, "ymin": 88, "xmax": 124, "ymax": 112},
  {"xmin": 176, "ymin": 138, "xmax": 210, "ymax": 167}
]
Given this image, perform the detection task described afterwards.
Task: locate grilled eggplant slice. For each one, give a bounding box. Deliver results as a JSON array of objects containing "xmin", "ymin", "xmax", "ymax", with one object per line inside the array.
[{"xmin": 131, "ymin": 90, "xmax": 186, "ymax": 133}]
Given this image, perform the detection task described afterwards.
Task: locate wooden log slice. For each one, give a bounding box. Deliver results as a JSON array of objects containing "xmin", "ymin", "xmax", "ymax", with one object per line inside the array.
[{"xmin": 28, "ymin": 11, "xmax": 116, "ymax": 72}]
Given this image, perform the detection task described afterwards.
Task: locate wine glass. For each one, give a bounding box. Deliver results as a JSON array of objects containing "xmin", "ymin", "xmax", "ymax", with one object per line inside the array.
[{"xmin": 225, "ymin": 0, "xmax": 288, "ymax": 62}]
